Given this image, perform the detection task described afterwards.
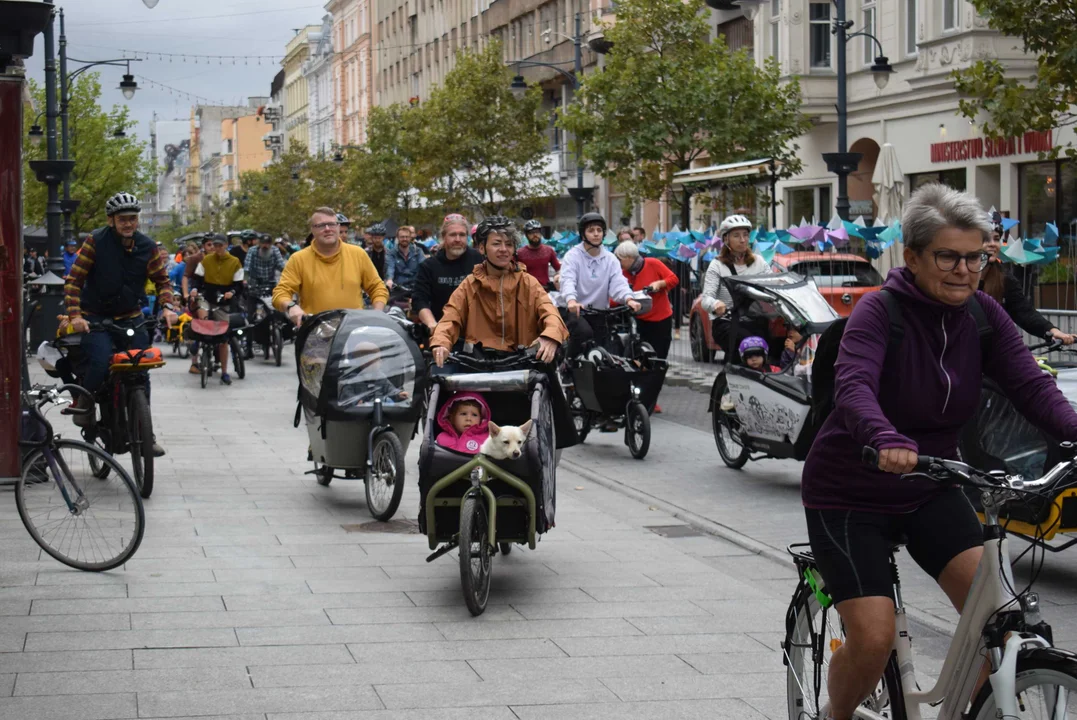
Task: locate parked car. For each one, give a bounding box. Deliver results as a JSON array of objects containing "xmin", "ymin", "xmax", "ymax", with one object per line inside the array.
[{"xmin": 688, "ymin": 252, "xmax": 883, "ymax": 363}]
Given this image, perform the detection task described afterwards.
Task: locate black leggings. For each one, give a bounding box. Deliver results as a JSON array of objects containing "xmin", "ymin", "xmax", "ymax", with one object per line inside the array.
[
  {"xmin": 636, "ymin": 316, "xmax": 673, "ymax": 359},
  {"xmin": 560, "ymin": 308, "xmax": 594, "ymax": 359}
]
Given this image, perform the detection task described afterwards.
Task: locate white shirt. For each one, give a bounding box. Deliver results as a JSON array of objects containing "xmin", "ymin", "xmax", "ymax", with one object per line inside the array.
[{"xmin": 559, "ymin": 244, "xmax": 634, "ymax": 307}]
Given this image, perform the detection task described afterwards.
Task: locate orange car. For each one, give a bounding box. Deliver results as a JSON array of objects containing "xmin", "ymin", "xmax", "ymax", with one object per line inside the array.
[{"xmin": 688, "ymin": 251, "xmax": 883, "ymax": 362}]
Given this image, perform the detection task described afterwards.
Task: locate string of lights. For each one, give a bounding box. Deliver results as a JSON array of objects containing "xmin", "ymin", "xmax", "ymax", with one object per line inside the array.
[{"xmin": 135, "ymin": 75, "xmax": 231, "ymax": 106}]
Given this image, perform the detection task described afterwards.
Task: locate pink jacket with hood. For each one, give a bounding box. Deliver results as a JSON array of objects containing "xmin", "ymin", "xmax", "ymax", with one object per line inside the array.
[{"xmin": 435, "ymin": 391, "xmax": 490, "ymax": 454}]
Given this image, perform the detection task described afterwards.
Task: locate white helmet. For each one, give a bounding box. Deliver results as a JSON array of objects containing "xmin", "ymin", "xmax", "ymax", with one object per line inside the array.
[{"xmin": 719, "ymin": 214, "xmax": 752, "ymax": 238}]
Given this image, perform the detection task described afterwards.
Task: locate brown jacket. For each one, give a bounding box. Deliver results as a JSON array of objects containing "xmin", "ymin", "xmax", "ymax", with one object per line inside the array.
[{"xmin": 430, "ymin": 262, "xmax": 568, "ymax": 352}]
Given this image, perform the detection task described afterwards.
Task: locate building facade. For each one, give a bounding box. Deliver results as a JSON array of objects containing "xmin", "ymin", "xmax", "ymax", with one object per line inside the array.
[
  {"xmin": 220, "ymin": 113, "xmax": 274, "ymax": 202},
  {"xmin": 283, "ymin": 25, "xmax": 321, "ymax": 153},
  {"xmin": 328, "ymin": 0, "xmax": 374, "ymax": 147},
  {"xmin": 305, "ymin": 14, "xmax": 336, "ymax": 157}
]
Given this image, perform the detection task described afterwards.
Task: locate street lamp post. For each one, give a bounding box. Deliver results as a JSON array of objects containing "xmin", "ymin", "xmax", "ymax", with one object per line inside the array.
[{"xmin": 510, "ymin": 12, "xmax": 592, "ymax": 219}]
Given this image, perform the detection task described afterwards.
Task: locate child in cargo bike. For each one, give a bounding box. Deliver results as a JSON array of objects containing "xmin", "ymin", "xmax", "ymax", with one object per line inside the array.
[
  {"xmin": 337, "ymin": 339, "xmax": 410, "ymax": 407},
  {"xmin": 435, "ymin": 391, "xmax": 490, "ymax": 455},
  {"xmin": 739, "ymin": 336, "xmax": 781, "ymax": 374}
]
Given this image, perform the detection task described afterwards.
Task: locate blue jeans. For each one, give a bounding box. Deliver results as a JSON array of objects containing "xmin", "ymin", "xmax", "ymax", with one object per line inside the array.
[{"xmin": 79, "ymin": 314, "xmax": 151, "ymax": 397}]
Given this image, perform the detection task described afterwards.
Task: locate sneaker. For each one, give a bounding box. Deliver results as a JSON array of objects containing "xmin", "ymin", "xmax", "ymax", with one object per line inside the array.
[
  {"xmin": 189, "ymin": 364, "xmax": 200, "ymax": 374},
  {"xmin": 220, "ymin": 373, "xmax": 232, "ymax": 386},
  {"xmin": 65, "ymin": 397, "xmax": 95, "ymax": 428},
  {"xmin": 152, "ymin": 442, "xmax": 166, "ymax": 458},
  {"xmin": 720, "ymin": 393, "xmax": 735, "ymax": 412},
  {"xmin": 653, "ymin": 404, "xmax": 662, "ymax": 414},
  {"xmin": 674, "ymin": 329, "xmax": 681, "ymax": 340}
]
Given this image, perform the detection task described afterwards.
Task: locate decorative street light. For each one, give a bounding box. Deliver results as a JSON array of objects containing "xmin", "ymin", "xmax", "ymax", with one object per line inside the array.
[
  {"xmin": 118, "ymin": 72, "xmax": 138, "ymax": 100},
  {"xmin": 509, "ymin": 75, "xmax": 528, "ymax": 100},
  {"xmin": 28, "ymin": 123, "xmax": 44, "ymax": 146},
  {"xmin": 112, "ymin": 126, "xmax": 126, "ymax": 138}
]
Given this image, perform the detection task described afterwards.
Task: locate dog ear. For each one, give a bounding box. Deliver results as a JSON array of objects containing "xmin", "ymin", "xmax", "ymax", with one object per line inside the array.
[
  {"xmin": 487, "ymin": 422, "xmax": 500, "ymax": 436},
  {"xmin": 519, "ymin": 420, "xmax": 533, "ymax": 437}
]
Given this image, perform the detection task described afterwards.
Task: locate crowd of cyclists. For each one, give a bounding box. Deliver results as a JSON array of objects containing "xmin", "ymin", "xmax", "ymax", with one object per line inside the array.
[{"xmin": 51, "ymin": 183, "xmax": 1077, "ymax": 720}]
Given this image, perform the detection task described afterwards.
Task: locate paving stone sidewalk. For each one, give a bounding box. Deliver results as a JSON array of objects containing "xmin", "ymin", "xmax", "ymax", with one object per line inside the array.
[{"xmin": 2, "ymin": 345, "xmax": 815, "ymax": 720}]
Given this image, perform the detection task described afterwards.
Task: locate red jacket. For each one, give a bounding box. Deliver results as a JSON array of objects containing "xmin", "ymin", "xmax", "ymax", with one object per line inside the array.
[{"xmin": 622, "ymin": 257, "xmax": 679, "ymax": 322}]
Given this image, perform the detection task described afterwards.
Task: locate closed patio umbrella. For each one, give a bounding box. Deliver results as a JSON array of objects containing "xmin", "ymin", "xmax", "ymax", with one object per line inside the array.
[{"xmin": 872, "ymin": 143, "xmax": 905, "ymax": 274}]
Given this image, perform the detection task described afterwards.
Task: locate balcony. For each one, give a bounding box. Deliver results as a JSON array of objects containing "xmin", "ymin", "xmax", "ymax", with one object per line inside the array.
[{"xmin": 588, "ymin": 0, "xmax": 615, "ymax": 54}]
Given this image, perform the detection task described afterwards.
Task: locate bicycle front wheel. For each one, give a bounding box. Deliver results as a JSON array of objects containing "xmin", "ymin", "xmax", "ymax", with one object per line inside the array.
[
  {"xmin": 969, "ymin": 649, "xmax": 1077, "ymax": 720},
  {"xmin": 16, "ymin": 439, "xmax": 145, "ymax": 571},
  {"xmin": 785, "ymin": 589, "xmax": 906, "ymax": 720}
]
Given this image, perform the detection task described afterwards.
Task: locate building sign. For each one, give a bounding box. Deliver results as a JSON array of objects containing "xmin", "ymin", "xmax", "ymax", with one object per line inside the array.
[{"xmin": 930, "ymin": 130, "xmax": 1054, "ymax": 164}]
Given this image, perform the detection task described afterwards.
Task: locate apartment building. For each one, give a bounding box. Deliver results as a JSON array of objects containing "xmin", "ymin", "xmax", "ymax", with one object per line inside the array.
[
  {"xmin": 283, "ymin": 25, "xmax": 322, "ymax": 152},
  {"xmin": 220, "ymin": 112, "xmax": 274, "ymax": 202},
  {"xmin": 305, "ymin": 14, "xmax": 337, "ymax": 157},
  {"xmin": 328, "ymin": 0, "xmax": 374, "ymax": 146}
]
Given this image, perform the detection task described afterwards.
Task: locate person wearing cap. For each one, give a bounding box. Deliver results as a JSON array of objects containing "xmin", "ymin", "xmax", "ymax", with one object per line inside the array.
[
  {"xmin": 273, "ymin": 206, "xmax": 388, "ymax": 326},
  {"xmin": 62, "ymin": 238, "xmax": 80, "ymax": 277},
  {"xmin": 413, "ymin": 213, "xmax": 484, "ymax": 332},
  {"xmin": 190, "ymin": 234, "xmax": 244, "ymax": 384},
  {"xmin": 365, "ymin": 223, "xmax": 389, "ymax": 280}
]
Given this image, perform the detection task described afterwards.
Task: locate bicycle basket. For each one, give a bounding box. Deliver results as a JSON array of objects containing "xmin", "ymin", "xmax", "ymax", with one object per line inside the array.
[{"xmin": 109, "ymin": 347, "xmax": 166, "ymax": 372}]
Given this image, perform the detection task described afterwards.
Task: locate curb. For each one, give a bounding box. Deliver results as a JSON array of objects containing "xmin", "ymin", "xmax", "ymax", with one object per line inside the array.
[{"xmin": 560, "ymin": 456, "xmax": 960, "ymax": 637}]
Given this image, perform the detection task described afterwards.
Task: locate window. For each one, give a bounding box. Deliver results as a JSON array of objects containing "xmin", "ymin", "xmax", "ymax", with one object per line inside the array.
[
  {"xmin": 1019, "ymin": 160, "xmax": 1076, "ymax": 242},
  {"xmin": 862, "ymin": 1, "xmax": 876, "ymax": 65},
  {"xmin": 787, "ymin": 185, "xmax": 832, "ymax": 224},
  {"xmin": 769, "ymin": 0, "xmax": 780, "ymax": 59},
  {"xmin": 910, "ymin": 169, "xmax": 967, "ymax": 192},
  {"xmin": 790, "ymin": 260, "xmax": 883, "ymax": 288},
  {"xmin": 809, "ymin": 1, "xmax": 832, "ymax": 70},
  {"xmin": 943, "ymin": 0, "xmax": 958, "ymax": 31},
  {"xmin": 905, "ymin": 0, "xmax": 918, "ymax": 55}
]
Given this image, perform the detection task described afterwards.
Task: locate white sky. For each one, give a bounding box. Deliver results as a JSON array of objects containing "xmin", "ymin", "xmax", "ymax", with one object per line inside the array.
[{"xmin": 24, "ymin": 0, "xmax": 327, "ymax": 144}]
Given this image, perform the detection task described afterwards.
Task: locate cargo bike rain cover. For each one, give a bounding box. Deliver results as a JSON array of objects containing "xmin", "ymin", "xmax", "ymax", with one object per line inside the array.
[{"xmin": 294, "ymin": 310, "xmax": 427, "ymax": 428}]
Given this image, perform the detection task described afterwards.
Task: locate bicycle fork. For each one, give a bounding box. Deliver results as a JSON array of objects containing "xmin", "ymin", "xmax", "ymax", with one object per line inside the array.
[{"xmin": 41, "ymin": 447, "xmax": 88, "ymax": 515}]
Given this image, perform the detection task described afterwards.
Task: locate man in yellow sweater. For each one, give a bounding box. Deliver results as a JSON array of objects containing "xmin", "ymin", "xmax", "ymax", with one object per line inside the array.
[{"xmin": 273, "ymin": 206, "xmax": 389, "ymax": 326}]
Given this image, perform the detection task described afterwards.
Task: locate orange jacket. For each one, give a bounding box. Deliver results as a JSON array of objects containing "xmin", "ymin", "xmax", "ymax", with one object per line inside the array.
[{"xmin": 430, "ymin": 262, "xmax": 568, "ymax": 352}]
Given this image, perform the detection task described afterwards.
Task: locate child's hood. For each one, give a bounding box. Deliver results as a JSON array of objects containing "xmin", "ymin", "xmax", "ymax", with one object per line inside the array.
[{"xmin": 436, "ymin": 391, "xmax": 491, "ymax": 436}]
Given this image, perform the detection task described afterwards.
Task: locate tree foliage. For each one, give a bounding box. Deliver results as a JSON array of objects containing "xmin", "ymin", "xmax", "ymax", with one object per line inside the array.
[
  {"xmin": 953, "ymin": 0, "xmax": 1077, "ymax": 159},
  {"xmin": 409, "ymin": 40, "xmax": 558, "ymax": 217},
  {"xmin": 21, "ymin": 73, "xmax": 155, "ymax": 234},
  {"xmin": 558, "ymin": 0, "xmax": 810, "ymax": 222}
]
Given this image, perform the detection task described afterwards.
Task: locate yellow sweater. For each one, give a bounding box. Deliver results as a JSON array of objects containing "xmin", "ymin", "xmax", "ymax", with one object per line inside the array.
[{"xmin": 273, "ymin": 242, "xmax": 389, "ymax": 315}]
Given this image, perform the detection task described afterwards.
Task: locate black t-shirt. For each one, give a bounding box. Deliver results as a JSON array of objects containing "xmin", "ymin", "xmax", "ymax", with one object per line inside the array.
[
  {"xmin": 229, "ymin": 245, "xmax": 248, "ymax": 265},
  {"xmin": 368, "ymin": 247, "xmax": 388, "ymax": 280},
  {"xmin": 412, "ymin": 247, "xmax": 484, "ymax": 320}
]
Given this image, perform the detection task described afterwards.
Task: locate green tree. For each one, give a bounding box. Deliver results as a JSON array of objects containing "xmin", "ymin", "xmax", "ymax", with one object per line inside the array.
[
  {"xmin": 409, "ymin": 41, "xmax": 558, "ymax": 217},
  {"xmin": 953, "ymin": 1, "xmax": 1077, "ymax": 159},
  {"xmin": 347, "ymin": 104, "xmax": 425, "ymax": 225},
  {"xmin": 22, "ymin": 73, "xmax": 154, "ymax": 234},
  {"xmin": 558, "ymin": 0, "xmax": 810, "ymax": 226}
]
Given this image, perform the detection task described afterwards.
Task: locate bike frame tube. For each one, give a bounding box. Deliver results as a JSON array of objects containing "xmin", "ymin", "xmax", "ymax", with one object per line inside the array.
[
  {"xmin": 42, "ymin": 446, "xmax": 79, "ymax": 513},
  {"xmin": 900, "ymin": 535, "xmax": 1019, "ymax": 720}
]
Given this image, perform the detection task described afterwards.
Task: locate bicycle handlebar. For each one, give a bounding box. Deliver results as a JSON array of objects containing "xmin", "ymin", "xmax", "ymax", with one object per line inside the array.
[
  {"xmin": 861, "ymin": 446, "xmax": 1071, "ymax": 492},
  {"xmin": 87, "ymin": 317, "xmax": 157, "ymax": 335}
]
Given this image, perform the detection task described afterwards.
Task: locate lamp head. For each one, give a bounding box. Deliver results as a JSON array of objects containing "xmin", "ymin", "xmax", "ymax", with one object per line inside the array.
[
  {"xmin": 870, "ymin": 56, "xmax": 895, "ymax": 90},
  {"xmin": 142, "ymin": 0, "xmax": 160, "ymax": 7},
  {"xmin": 28, "ymin": 124, "xmax": 44, "ymax": 147},
  {"xmin": 510, "ymin": 75, "xmax": 528, "ymax": 100},
  {"xmin": 119, "ymin": 73, "xmax": 138, "ymax": 100}
]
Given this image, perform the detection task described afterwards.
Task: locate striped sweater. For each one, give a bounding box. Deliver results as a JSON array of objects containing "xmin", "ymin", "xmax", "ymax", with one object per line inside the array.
[{"xmin": 65, "ymin": 229, "xmax": 176, "ymax": 319}]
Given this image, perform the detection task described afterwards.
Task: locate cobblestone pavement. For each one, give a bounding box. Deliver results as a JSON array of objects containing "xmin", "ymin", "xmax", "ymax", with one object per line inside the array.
[{"xmin": 1, "ymin": 344, "xmax": 804, "ymax": 720}]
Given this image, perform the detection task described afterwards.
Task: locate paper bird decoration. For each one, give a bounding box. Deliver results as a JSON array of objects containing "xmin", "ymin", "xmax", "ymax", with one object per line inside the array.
[
  {"xmin": 1045, "ymin": 223, "xmax": 1059, "ymax": 245},
  {"xmin": 1001, "ymin": 217, "xmax": 1020, "ymax": 233},
  {"xmin": 702, "ymin": 250, "xmax": 717, "ymax": 262},
  {"xmin": 1001, "ymin": 241, "xmax": 1044, "ymax": 265},
  {"xmin": 786, "ymin": 224, "xmax": 825, "ymax": 245},
  {"xmin": 674, "ymin": 244, "xmax": 698, "ymax": 261},
  {"xmin": 423, "ymin": 238, "xmax": 438, "ymax": 249}
]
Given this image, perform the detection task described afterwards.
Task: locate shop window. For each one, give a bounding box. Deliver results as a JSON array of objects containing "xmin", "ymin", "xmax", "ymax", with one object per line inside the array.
[
  {"xmin": 809, "ymin": 2, "xmax": 832, "ymax": 70},
  {"xmin": 910, "ymin": 169, "xmax": 966, "ymax": 192},
  {"xmin": 1020, "ymin": 160, "xmax": 1076, "ymax": 242}
]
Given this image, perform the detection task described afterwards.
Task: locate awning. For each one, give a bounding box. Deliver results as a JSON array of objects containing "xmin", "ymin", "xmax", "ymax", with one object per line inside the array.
[{"xmin": 671, "ymin": 158, "xmax": 779, "ymax": 188}]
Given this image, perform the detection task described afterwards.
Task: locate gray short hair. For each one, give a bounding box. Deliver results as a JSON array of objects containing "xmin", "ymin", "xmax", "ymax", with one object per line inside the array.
[
  {"xmin": 614, "ymin": 241, "xmax": 640, "ymax": 260},
  {"xmin": 902, "ymin": 184, "xmax": 992, "ymax": 252}
]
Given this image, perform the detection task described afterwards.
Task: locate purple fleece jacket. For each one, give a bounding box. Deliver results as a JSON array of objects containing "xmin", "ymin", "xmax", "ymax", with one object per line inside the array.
[{"xmin": 802, "ymin": 267, "xmax": 1077, "ymax": 513}]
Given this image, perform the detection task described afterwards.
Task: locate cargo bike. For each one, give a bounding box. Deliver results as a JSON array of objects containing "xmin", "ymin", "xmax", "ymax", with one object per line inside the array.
[
  {"xmin": 418, "ymin": 349, "xmax": 576, "ymax": 616},
  {"xmin": 294, "ymin": 309, "xmax": 428, "ymax": 522},
  {"xmin": 556, "ymin": 291, "xmax": 667, "ymax": 459},
  {"xmin": 708, "ymin": 272, "xmax": 839, "ymax": 468}
]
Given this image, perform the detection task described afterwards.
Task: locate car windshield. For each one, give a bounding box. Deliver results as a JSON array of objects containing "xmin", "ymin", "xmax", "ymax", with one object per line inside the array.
[{"xmin": 790, "ymin": 260, "xmax": 883, "ymax": 288}]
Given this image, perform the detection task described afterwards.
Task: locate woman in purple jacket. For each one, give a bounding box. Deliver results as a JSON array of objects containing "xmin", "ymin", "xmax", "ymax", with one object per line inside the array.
[{"xmin": 803, "ymin": 184, "xmax": 1077, "ymax": 720}]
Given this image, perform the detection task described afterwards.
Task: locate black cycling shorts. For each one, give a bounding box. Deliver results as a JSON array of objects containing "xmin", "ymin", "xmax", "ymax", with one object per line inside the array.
[{"xmin": 804, "ymin": 487, "xmax": 983, "ymax": 605}]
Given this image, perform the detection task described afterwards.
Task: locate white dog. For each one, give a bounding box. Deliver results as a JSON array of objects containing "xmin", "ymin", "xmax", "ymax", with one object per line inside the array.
[{"xmin": 480, "ymin": 420, "xmax": 533, "ymax": 460}]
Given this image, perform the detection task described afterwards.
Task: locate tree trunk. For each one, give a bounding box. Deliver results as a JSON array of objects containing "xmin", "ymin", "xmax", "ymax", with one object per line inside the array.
[{"xmin": 681, "ymin": 186, "xmax": 692, "ymax": 231}]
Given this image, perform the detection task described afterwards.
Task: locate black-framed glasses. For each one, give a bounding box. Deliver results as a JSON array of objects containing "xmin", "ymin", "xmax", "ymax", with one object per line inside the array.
[
  {"xmin": 312, "ymin": 221, "xmax": 339, "ymax": 230},
  {"xmin": 932, "ymin": 250, "xmax": 989, "ymax": 273}
]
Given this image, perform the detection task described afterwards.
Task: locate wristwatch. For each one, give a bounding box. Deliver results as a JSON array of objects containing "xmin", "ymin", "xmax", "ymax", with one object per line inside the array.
[{"xmin": 285, "ymin": 301, "xmax": 299, "ymax": 312}]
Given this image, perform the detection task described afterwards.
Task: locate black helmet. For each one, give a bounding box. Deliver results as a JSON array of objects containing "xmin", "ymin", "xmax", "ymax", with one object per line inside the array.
[
  {"xmin": 578, "ymin": 212, "xmax": 607, "ymax": 242},
  {"xmin": 474, "ymin": 216, "xmax": 518, "ymax": 247},
  {"xmin": 336, "ymin": 213, "xmax": 351, "ymax": 226},
  {"xmin": 368, "ymin": 223, "xmax": 387, "ymax": 236},
  {"xmin": 239, "ymin": 229, "xmax": 258, "ymax": 240},
  {"xmin": 105, "ymin": 192, "xmax": 141, "ymax": 217},
  {"xmin": 523, "ymin": 219, "xmax": 542, "ymax": 233}
]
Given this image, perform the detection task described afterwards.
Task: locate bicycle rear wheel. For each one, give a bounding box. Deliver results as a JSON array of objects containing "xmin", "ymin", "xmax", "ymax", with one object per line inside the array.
[
  {"xmin": 127, "ymin": 388, "xmax": 154, "ymax": 499},
  {"xmin": 230, "ymin": 337, "xmax": 246, "ymax": 379},
  {"xmin": 272, "ymin": 323, "xmax": 283, "ymax": 367},
  {"xmin": 16, "ymin": 439, "xmax": 144, "ymax": 571},
  {"xmin": 785, "ymin": 588, "xmax": 906, "ymax": 720}
]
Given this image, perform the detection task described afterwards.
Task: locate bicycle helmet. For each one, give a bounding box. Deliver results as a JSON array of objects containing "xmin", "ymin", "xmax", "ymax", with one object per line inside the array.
[
  {"xmin": 336, "ymin": 213, "xmax": 351, "ymax": 227},
  {"xmin": 239, "ymin": 229, "xmax": 258, "ymax": 241},
  {"xmin": 738, "ymin": 336, "xmax": 769, "ymax": 358},
  {"xmin": 578, "ymin": 212, "xmax": 607, "ymax": 240},
  {"xmin": 523, "ymin": 219, "xmax": 542, "ymax": 233},
  {"xmin": 105, "ymin": 192, "xmax": 141, "ymax": 216},
  {"xmin": 368, "ymin": 223, "xmax": 387, "ymax": 236},
  {"xmin": 474, "ymin": 216, "xmax": 518, "ymax": 247},
  {"xmin": 719, "ymin": 214, "xmax": 752, "ymax": 238}
]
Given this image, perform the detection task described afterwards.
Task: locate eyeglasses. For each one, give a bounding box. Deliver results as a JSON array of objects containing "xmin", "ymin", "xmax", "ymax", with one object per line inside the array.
[
  {"xmin": 312, "ymin": 222, "xmax": 339, "ymax": 230},
  {"xmin": 932, "ymin": 250, "xmax": 989, "ymax": 273}
]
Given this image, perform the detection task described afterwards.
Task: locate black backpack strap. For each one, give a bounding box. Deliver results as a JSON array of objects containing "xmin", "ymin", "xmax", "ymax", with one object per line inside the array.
[
  {"xmin": 966, "ymin": 294, "xmax": 994, "ymax": 357},
  {"xmin": 877, "ymin": 288, "xmax": 905, "ymax": 353}
]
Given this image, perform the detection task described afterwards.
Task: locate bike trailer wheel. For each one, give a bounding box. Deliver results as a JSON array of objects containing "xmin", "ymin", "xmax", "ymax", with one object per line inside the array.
[
  {"xmin": 711, "ymin": 374, "xmax": 749, "ymax": 469},
  {"xmin": 625, "ymin": 401, "xmax": 650, "ymax": 459}
]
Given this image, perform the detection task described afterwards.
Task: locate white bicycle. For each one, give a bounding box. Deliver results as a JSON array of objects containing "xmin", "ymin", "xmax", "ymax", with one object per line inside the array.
[{"xmin": 784, "ymin": 447, "xmax": 1077, "ymax": 720}]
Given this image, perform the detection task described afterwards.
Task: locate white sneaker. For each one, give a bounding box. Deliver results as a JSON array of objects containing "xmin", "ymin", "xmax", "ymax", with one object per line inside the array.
[{"xmin": 720, "ymin": 394, "xmax": 735, "ymax": 412}]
